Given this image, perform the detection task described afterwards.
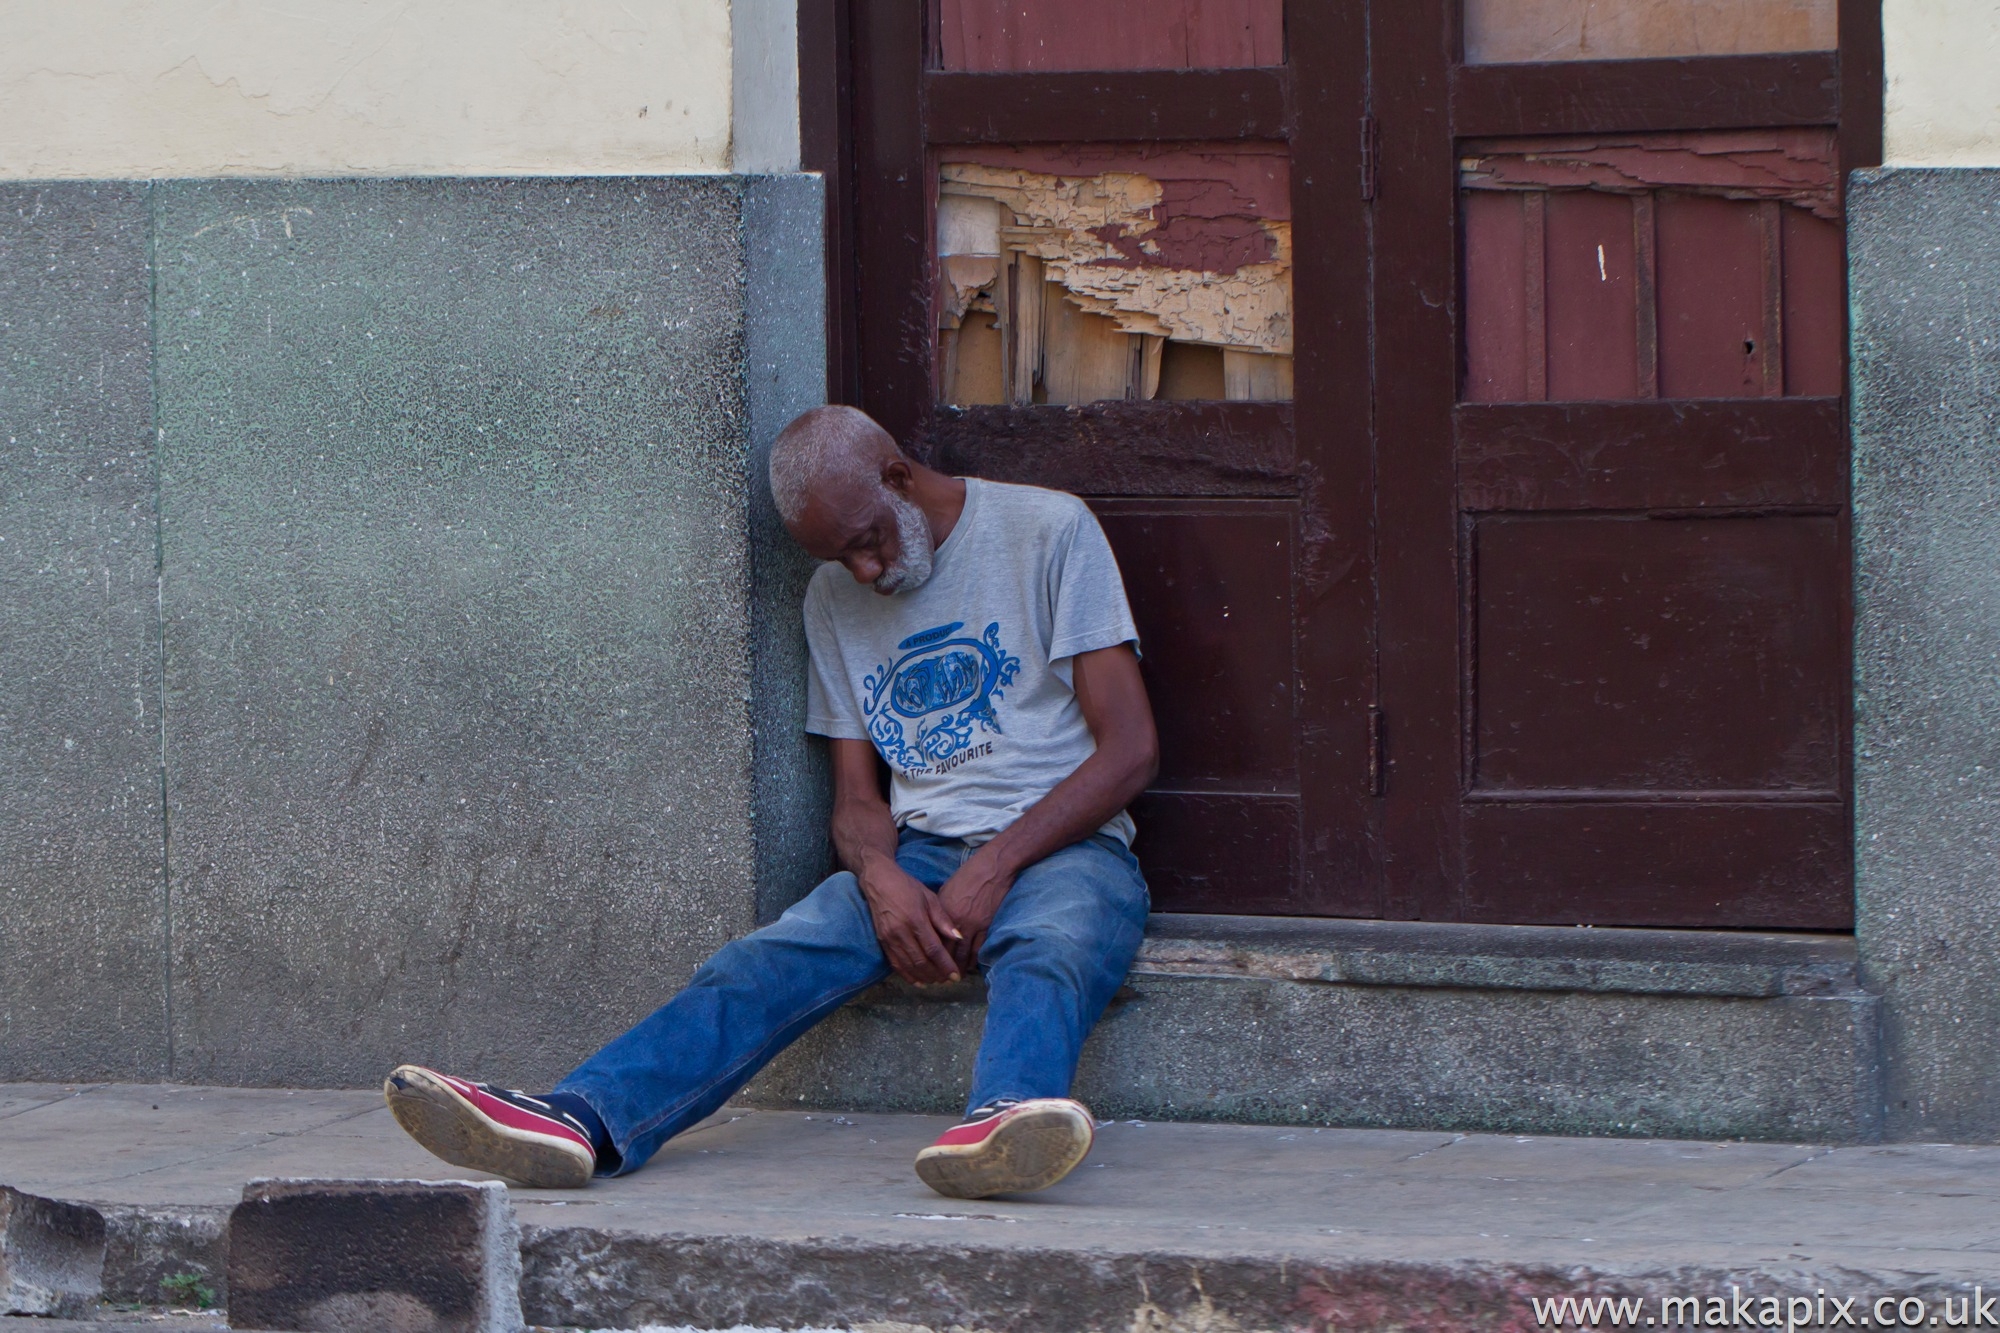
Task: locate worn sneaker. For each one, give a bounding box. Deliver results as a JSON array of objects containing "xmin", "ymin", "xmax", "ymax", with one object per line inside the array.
[
  {"xmin": 913, "ymin": 1097, "xmax": 1095, "ymax": 1199},
  {"xmin": 383, "ymin": 1064, "xmax": 596, "ymax": 1189}
]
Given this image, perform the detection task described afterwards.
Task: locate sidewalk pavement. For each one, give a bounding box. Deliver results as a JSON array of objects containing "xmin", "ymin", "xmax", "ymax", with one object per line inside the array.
[{"xmin": 4, "ymin": 1082, "xmax": 1999, "ymax": 1330}]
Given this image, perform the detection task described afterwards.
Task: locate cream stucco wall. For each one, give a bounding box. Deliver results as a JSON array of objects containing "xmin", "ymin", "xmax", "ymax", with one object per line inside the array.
[
  {"xmin": 0, "ymin": 0, "xmax": 740, "ymax": 177},
  {"xmin": 1885, "ymin": 0, "xmax": 2000, "ymax": 166},
  {"xmin": 7, "ymin": 1, "xmax": 1983, "ymax": 176}
]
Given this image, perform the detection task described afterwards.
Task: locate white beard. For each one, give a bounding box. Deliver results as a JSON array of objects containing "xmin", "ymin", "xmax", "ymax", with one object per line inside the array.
[{"xmin": 874, "ymin": 489, "xmax": 936, "ymax": 594}]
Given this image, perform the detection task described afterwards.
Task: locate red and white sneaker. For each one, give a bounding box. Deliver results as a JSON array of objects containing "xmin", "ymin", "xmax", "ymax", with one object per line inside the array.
[
  {"xmin": 913, "ymin": 1098, "xmax": 1095, "ymax": 1199},
  {"xmin": 383, "ymin": 1064, "xmax": 596, "ymax": 1189}
]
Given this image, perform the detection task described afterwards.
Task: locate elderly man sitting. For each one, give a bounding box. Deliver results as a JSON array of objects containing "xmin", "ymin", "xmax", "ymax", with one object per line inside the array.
[{"xmin": 385, "ymin": 404, "xmax": 1157, "ymax": 1199}]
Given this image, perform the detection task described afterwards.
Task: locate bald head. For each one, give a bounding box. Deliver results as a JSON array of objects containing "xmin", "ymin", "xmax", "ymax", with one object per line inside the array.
[
  {"xmin": 768, "ymin": 405, "xmax": 903, "ymax": 526},
  {"xmin": 770, "ymin": 405, "xmax": 942, "ymax": 595}
]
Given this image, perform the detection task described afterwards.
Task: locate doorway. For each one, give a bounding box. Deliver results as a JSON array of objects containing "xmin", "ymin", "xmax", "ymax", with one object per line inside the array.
[{"xmin": 802, "ymin": 0, "xmax": 1879, "ymax": 928}]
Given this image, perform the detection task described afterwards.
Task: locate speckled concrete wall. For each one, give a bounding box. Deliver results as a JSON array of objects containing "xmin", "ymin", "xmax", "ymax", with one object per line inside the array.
[
  {"xmin": 0, "ymin": 175, "xmax": 827, "ymax": 1087},
  {"xmin": 0, "ymin": 183, "xmax": 168, "ymax": 1080},
  {"xmin": 1852, "ymin": 167, "xmax": 2000, "ymax": 1142},
  {"xmin": 743, "ymin": 176, "xmax": 833, "ymax": 924}
]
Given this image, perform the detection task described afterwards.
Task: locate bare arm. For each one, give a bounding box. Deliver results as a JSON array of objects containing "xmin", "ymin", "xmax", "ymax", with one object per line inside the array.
[
  {"xmin": 937, "ymin": 642, "xmax": 1158, "ymax": 965},
  {"xmin": 828, "ymin": 737, "xmax": 965, "ymax": 985}
]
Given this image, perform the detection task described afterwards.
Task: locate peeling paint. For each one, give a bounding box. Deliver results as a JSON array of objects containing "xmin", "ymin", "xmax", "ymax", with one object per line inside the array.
[
  {"xmin": 1460, "ymin": 129, "xmax": 1841, "ymax": 220},
  {"xmin": 940, "ymin": 148, "xmax": 1296, "ymax": 402},
  {"xmin": 939, "ymin": 147, "xmax": 1292, "ymax": 358}
]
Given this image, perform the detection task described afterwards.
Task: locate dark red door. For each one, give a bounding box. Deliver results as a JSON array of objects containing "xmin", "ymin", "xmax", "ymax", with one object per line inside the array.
[
  {"xmin": 809, "ymin": 0, "xmax": 1878, "ymax": 929},
  {"xmin": 1371, "ymin": 3, "xmax": 1876, "ymax": 927}
]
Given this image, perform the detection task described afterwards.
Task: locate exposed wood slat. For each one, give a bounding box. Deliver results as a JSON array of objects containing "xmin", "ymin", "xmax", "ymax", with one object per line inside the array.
[
  {"xmin": 925, "ymin": 69, "xmax": 1290, "ymax": 144},
  {"xmin": 1451, "ymin": 53, "xmax": 1840, "ymax": 137},
  {"xmin": 1456, "ymin": 399, "xmax": 1845, "ymax": 511},
  {"xmin": 921, "ymin": 402, "xmax": 1296, "ymax": 496},
  {"xmin": 1523, "ymin": 192, "xmax": 1548, "ymax": 399},
  {"xmin": 1633, "ymin": 194, "xmax": 1658, "ymax": 399}
]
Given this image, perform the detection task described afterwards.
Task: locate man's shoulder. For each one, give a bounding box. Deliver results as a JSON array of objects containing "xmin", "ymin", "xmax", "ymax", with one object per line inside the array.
[
  {"xmin": 972, "ymin": 478, "xmax": 1093, "ymax": 533},
  {"xmin": 803, "ymin": 559, "xmax": 857, "ymax": 615}
]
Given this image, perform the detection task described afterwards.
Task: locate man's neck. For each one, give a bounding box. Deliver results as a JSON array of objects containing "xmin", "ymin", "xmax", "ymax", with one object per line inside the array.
[{"xmin": 911, "ymin": 465, "xmax": 969, "ymax": 548}]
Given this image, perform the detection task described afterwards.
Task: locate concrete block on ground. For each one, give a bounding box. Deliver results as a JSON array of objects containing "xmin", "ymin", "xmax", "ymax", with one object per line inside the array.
[
  {"xmin": 0, "ymin": 1185, "xmax": 107, "ymax": 1316},
  {"xmin": 516, "ymin": 1228, "xmax": 1983, "ymax": 1333},
  {"xmin": 226, "ymin": 1179, "xmax": 520, "ymax": 1333}
]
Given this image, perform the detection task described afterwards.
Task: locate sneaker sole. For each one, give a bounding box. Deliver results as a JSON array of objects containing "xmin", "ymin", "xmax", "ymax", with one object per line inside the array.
[
  {"xmin": 383, "ymin": 1066, "xmax": 594, "ymax": 1190},
  {"xmin": 914, "ymin": 1103, "xmax": 1093, "ymax": 1199}
]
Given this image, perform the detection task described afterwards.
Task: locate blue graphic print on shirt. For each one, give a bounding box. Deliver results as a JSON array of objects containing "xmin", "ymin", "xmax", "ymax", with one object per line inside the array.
[{"xmin": 861, "ymin": 621, "xmax": 1022, "ymax": 774}]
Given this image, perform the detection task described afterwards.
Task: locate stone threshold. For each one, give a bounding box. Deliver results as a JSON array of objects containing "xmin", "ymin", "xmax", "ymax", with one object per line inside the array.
[
  {"xmin": 1133, "ymin": 912, "xmax": 1862, "ymax": 999},
  {"xmin": 749, "ymin": 912, "xmax": 1879, "ymax": 1143}
]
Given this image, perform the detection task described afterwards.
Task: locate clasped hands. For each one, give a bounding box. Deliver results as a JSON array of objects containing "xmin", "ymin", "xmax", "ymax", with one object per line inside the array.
[{"xmin": 858, "ymin": 852, "xmax": 1013, "ymax": 986}]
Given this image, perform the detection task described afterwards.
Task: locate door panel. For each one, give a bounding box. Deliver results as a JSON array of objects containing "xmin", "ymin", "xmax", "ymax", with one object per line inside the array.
[
  {"xmin": 1781, "ymin": 207, "xmax": 1847, "ymax": 396},
  {"xmin": 1544, "ymin": 190, "xmax": 1641, "ymax": 400},
  {"xmin": 1471, "ymin": 514, "xmax": 1841, "ymax": 795},
  {"xmin": 1459, "ymin": 129, "xmax": 1842, "ymax": 403},
  {"xmin": 1462, "ymin": 802, "xmax": 1848, "ymax": 927},
  {"xmin": 1131, "ymin": 791, "xmax": 1300, "ymax": 912},
  {"xmin": 1369, "ymin": 0, "xmax": 1865, "ymax": 928},
  {"xmin": 1091, "ymin": 499, "xmax": 1310, "ymax": 913},
  {"xmin": 1655, "ymin": 192, "xmax": 1773, "ymax": 397},
  {"xmin": 1093, "ymin": 502, "xmax": 1298, "ymax": 795},
  {"xmin": 932, "ymin": 142, "xmax": 1296, "ymax": 407}
]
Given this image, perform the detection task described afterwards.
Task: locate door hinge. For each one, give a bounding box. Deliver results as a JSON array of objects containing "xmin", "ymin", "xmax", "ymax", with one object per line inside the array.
[
  {"xmin": 1366, "ymin": 705, "xmax": 1386, "ymax": 796},
  {"xmin": 1359, "ymin": 114, "xmax": 1380, "ymax": 201}
]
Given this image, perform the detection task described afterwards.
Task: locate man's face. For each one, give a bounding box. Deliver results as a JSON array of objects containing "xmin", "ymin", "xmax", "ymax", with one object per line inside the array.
[{"xmin": 789, "ymin": 471, "xmax": 936, "ymax": 595}]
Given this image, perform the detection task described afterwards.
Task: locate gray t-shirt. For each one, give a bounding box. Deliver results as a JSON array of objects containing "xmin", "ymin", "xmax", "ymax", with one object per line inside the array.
[{"xmin": 803, "ymin": 478, "xmax": 1141, "ymax": 847}]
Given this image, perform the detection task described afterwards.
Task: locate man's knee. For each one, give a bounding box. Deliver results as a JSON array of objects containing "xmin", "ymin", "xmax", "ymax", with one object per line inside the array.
[
  {"xmin": 773, "ymin": 869, "xmax": 870, "ymax": 932},
  {"xmin": 990, "ymin": 849, "xmax": 1146, "ymax": 943},
  {"xmin": 686, "ymin": 870, "xmax": 881, "ymax": 988},
  {"xmin": 981, "ymin": 908, "xmax": 1142, "ymax": 984}
]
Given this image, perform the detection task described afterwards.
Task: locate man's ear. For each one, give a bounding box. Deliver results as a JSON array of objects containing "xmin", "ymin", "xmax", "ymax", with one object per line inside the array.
[{"xmin": 880, "ymin": 456, "xmax": 915, "ymax": 494}]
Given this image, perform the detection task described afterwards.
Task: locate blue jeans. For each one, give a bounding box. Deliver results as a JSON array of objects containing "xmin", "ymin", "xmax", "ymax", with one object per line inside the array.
[{"xmin": 553, "ymin": 829, "xmax": 1150, "ymax": 1175}]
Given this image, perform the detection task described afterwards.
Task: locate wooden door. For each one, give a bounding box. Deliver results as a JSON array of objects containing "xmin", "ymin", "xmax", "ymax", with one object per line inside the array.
[
  {"xmin": 808, "ymin": 0, "xmax": 1878, "ymax": 930},
  {"xmin": 808, "ymin": 0, "xmax": 1381, "ymax": 915},
  {"xmin": 1372, "ymin": 0, "xmax": 1878, "ymax": 927}
]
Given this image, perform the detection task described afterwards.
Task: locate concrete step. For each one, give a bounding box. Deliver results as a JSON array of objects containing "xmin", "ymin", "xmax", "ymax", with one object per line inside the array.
[
  {"xmin": 747, "ymin": 914, "xmax": 1882, "ymax": 1144},
  {"xmin": 3, "ymin": 1083, "xmax": 1996, "ymax": 1331}
]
